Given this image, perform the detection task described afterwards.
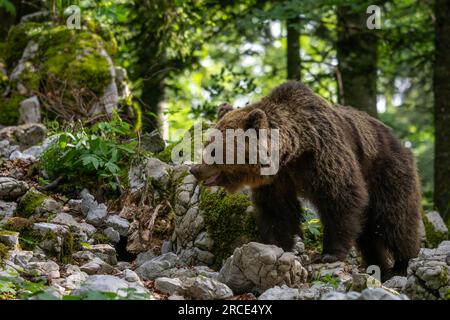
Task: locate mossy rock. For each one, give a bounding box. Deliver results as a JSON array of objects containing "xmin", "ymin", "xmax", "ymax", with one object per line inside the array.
[
  {"xmin": 15, "ymin": 189, "xmax": 47, "ymax": 218},
  {"xmin": 423, "ymin": 211, "xmax": 449, "ymax": 248},
  {"xmin": 199, "ymin": 188, "xmax": 257, "ymax": 267},
  {"xmin": 4, "ymin": 217, "xmax": 42, "ymax": 251},
  {"xmin": 4, "ymin": 22, "xmax": 44, "ymax": 71},
  {"xmin": 2, "ymin": 21, "xmax": 115, "ymax": 125}
]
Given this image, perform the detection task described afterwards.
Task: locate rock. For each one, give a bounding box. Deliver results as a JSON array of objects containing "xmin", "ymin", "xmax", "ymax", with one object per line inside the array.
[
  {"xmin": 321, "ymin": 291, "xmax": 361, "ymax": 300},
  {"xmin": 128, "ymin": 157, "xmax": 171, "ymax": 193},
  {"xmin": 8, "ymin": 250, "xmax": 34, "ymax": 268},
  {"xmin": 154, "ymin": 277, "xmax": 184, "ymax": 295},
  {"xmin": 0, "ymin": 140, "xmax": 19, "ymax": 159},
  {"xmin": 27, "ymin": 260, "xmax": 60, "ymax": 279},
  {"xmin": 21, "ymin": 135, "xmax": 58, "ymax": 160},
  {"xmin": 80, "ymin": 189, "xmax": 96, "ymax": 215},
  {"xmin": 60, "ymin": 271, "xmax": 88, "ymax": 290},
  {"xmin": 383, "ymin": 276, "xmax": 407, "ymax": 292},
  {"xmin": 140, "ymin": 130, "xmax": 165, "ymax": 153},
  {"xmin": 292, "ymin": 235, "xmax": 305, "ymax": 255},
  {"xmin": 135, "ymin": 250, "xmax": 156, "ymax": 267},
  {"xmin": 9, "ymin": 150, "xmax": 35, "ymax": 162},
  {"xmin": 0, "ymin": 123, "xmax": 47, "ymax": 150},
  {"xmin": 85, "ymin": 203, "xmax": 108, "ymax": 226},
  {"xmin": 73, "ymin": 275, "xmax": 150, "ymax": 299},
  {"xmin": 0, "ymin": 177, "xmax": 29, "ymax": 200},
  {"xmin": 116, "ymin": 261, "xmax": 132, "ymax": 271},
  {"xmin": 18, "ymin": 96, "xmax": 41, "ymax": 124},
  {"xmin": 80, "ymin": 257, "xmax": 116, "ymax": 275},
  {"xmin": 359, "ymin": 288, "xmax": 409, "ymax": 300},
  {"xmin": 51, "ymin": 212, "xmax": 80, "ymax": 228},
  {"xmin": 404, "ymin": 241, "xmax": 450, "ymax": 300},
  {"xmin": 0, "ymin": 200, "xmax": 16, "ymax": 222},
  {"xmin": 182, "ymin": 276, "xmax": 233, "ymax": 300},
  {"xmin": 424, "ymin": 211, "xmax": 448, "ymax": 247},
  {"xmin": 104, "ymin": 227, "xmax": 120, "ymax": 243},
  {"xmin": 258, "ymin": 285, "xmax": 302, "ymax": 300},
  {"xmin": 82, "ymin": 244, "xmax": 117, "ymax": 265},
  {"xmin": 218, "ymin": 242, "xmax": 308, "ymax": 294},
  {"xmin": 36, "ymin": 198, "xmax": 62, "ymax": 215},
  {"xmin": 122, "ymin": 269, "xmax": 141, "ymax": 284},
  {"xmin": 91, "ymin": 49, "xmax": 118, "ymax": 116},
  {"xmin": 79, "ymin": 223, "xmax": 97, "ymax": 236},
  {"xmin": 351, "ymin": 272, "xmax": 381, "ymax": 292},
  {"xmin": 16, "ymin": 188, "xmax": 60, "ymax": 218},
  {"xmin": 135, "ymin": 253, "xmax": 183, "ymax": 280},
  {"xmin": 32, "ymin": 222, "xmax": 68, "ymax": 236},
  {"xmin": 161, "ymin": 240, "xmax": 173, "ymax": 254},
  {"xmin": 106, "ymin": 215, "xmax": 129, "ymax": 236},
  {"xmin": 0, "ymin": 231, "xmax": 20, "ymax": 250}
]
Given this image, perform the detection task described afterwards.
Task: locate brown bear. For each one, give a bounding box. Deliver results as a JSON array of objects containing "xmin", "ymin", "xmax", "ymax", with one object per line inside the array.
[{"xmin": 190, "ymin": 81, "xmax": 421, "ymax": 277}]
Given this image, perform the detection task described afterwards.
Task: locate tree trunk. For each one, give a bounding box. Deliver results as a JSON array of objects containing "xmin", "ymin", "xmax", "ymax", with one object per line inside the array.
[
  {"xmin": 433, "ymin": 0, "xmax": 450, "ymax": 223},
  {"xmin": 286, "ymin": 17, "xmax": 301, "ymax": 81},
  {"xmin": 336, "ymin": 5, "xmax": 378, "ymax": 118}
]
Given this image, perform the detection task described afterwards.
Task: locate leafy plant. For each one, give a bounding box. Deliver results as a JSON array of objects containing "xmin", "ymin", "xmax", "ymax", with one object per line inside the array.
[
  {"xmin": 40, "ymin": 119, "xmax": 138, "ymax": 191},
  {"xmin": 302, "ymin": 208, "xmax": 323, "ymax": 250}
]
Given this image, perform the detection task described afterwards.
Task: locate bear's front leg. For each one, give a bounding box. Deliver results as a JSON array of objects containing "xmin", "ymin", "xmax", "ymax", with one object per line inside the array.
[
  {"xmin": 251, "ymin": 179, "xmax": 302, "ymax": 251},
  {"xmin": 312, "ymin": 184, "xmax": 368, "ymax": 263}
]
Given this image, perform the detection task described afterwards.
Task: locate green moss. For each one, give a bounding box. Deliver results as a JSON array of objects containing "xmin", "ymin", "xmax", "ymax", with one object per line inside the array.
[
  {"xmin": 4, "ymin": 22, "xmax": 44, "ymax": 70},
  {"xmin": 15, "ymin": 189, "xmax": 47, "ymax": 218},
  {"xmin": 423, "ymin": 213, "xmax": 448, "ymax": 248},
  {"xmin": 199, "ymin": 188, "xmax": 257, "ymax": 267},
  {"xmin": 40, "ymin": 26, "xmax": 111, "ymax": 97},
  {"xmin": 5, "ymin": 217, "xmax": 41, "ymax": 251},
  {"xmin": 0, "ymin": 230, "xmax": 18, "ymax": 236},
  {"xmin": 0, "ymin": 93, "xmax": 23, "ymax": 126},
  {"xmin": 0, "ymin": 243, "xmax": 9, "ymax": 260},
  {"xmin": 91, "ymin": 233, "xmax": 109, "ymax": 244},
  {"xmin": 60, "ymin": 231, "xmax": 74, "ymax": 264}
]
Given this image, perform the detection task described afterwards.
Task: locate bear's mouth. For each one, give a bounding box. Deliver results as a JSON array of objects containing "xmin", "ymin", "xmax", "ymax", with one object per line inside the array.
[{"xmin": 203, "ymin": 172, "xmax": 221, "ymax": 186}]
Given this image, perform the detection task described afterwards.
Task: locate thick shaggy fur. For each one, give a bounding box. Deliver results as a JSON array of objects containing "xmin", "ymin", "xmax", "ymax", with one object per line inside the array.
[{"xmin": 190, "ymin": 81, "xmax": 421, "ymax": 276}]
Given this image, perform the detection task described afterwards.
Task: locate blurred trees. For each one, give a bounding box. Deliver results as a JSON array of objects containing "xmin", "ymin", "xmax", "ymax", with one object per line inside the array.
[
  {"xmin": 433, "ymin": 0, "xmax": 450, "ymax": 222},
  {"xmin": 336, "ymin": 1, "xmax": 378, "ymax": 117}
]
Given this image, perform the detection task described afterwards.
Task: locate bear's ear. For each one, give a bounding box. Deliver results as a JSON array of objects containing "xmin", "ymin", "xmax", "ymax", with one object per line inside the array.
[
  {"xmin": 244, "ymin": 108, "xmax": 268, "ymax": 130},
  {"xmin": 217, "ymin": 103, "xmax": 234, "ymax": 120}
]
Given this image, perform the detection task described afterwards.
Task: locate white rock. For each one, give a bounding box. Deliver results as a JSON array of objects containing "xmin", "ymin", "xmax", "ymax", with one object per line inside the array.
[{"xmin": 106, "ymin": 215, "xmax": 129, "ymax": 236}]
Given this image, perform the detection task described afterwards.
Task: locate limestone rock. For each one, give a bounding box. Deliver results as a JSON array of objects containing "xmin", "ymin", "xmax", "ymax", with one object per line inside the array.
[
  {"xmin": 218, "ymin": 242, "xmax": 308, "ymax": 294},
  {"xmin": 0, "ymin": 177, "xmax": 29, "ymax": 200},
  {"xmin": 403, "ymin": 241, "xmax": 450, "ymax": 300},
  {"xmin": 18, "ymin": 96, "xmax": 41, "ymax": 124}
]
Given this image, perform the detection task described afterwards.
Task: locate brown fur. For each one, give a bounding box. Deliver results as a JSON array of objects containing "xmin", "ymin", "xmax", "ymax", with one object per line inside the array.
[{"xmin": 190, "ymin": 81, "xmax": 421, "ymax": 277}]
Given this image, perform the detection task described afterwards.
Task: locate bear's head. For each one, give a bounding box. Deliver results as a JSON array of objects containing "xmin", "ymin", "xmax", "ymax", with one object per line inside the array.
[{"xmin": 190, "ymin": 103, "xmax": 277, "ymax": 193}]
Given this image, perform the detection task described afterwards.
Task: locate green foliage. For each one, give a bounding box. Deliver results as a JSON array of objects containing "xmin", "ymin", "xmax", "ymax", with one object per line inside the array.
[
  {"xmin": 0, "ymin": 243, "xmax": 9, "ymax": 260},
  {"xmin": 301, "ymin": 209, "xmax": 323, "ymax": 250},
  {"xmin": 312, "ymin": 273, "xmax": 340, "ymax": 289},
  {"xmin": 0, "ymin": 269, "xmax": 48, "ymax": 300},
  {"xmin": 0, "ymin": 93, "xmax": 22, "ymax": 125},
  {"xmin": 91, "ymin": 232, "xmax": 109, "ymax": 245},
  {"xmin": 60, "ymin": 231, "xmax": 74, "ymax": 264},
  {"xmin": 0, "ymin": 0, "xmax": 15, "ymax": 15},
  {"xmin": 199, "ymin": 188, "xmax": 257, "ymax": 267},
  {"xmin": 40, "ymin": 119, "xmax": 137, "ymax": 191}
]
